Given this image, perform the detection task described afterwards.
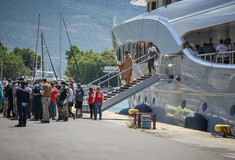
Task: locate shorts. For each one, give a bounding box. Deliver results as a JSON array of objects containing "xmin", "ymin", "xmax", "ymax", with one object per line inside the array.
[
  {"xmin": 68, "ymin": 102, "xmax": 73, "ymax": 107},
  {"xmin": 75, "ymin": 101, "xmax": 83, "ymax": 109}
]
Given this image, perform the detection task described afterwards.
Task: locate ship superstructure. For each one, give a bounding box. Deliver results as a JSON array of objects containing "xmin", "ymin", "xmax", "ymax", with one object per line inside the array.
[{"xmin": 111, "ymin": 0, "xmax": 235, "ymax": 133}]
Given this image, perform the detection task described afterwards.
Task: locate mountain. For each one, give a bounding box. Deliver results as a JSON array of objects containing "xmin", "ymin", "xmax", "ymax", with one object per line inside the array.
[{"xmin": 0, "ymin": 0, "xmax": 145, "ymax": 73}]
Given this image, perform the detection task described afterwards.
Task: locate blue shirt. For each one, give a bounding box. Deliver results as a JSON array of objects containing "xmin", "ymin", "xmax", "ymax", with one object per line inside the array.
[{"xmin": 16, "ymin": 87, "xmax": 30, "ymax": 105}]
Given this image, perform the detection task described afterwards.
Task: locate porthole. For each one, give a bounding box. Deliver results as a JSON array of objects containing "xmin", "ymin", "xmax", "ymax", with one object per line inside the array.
[
  {"xmin": 230, "ymin": 105, "xmax": 235, "ymax": 116},
  {"xmin": 181, "ymin": 100, "xmax": 186, "ymax": 109},
  {"xmin": 138, "ymin": 95, "xmax": 140, "ymax": 102},
  {"xmin": 145, "ymin": 97, "xmax": 147, "ymax": 103},
  {"xmin": 152, "ymin": 97, "xmax": 156, "ymax": 105},
  {"xmin": 202, "ymin": 103, "xmax": 207, "ymax": 112}
]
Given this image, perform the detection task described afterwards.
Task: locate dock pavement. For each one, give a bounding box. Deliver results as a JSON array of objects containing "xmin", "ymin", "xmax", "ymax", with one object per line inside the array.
[{"xmin": 0, "ymin": 111, "xmax": 234, "ymax": 160}]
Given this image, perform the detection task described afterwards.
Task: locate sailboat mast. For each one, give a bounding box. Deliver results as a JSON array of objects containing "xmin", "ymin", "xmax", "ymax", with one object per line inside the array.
[
  {"xmin": 41, "ymin": 33, "xmax": 44, "ymax": 77},
  {"xmin": 59, "ymin": 11, "xmax": 62, "ymax": 81},
  {"xmin": 33, "ymin": 14, "xmax": 40, "ymax": 81}
]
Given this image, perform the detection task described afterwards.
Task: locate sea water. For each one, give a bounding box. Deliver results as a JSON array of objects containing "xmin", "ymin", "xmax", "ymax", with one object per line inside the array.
[{"xmin": 108, "ymin": 99, "xmax": 129, "ymax": 113}]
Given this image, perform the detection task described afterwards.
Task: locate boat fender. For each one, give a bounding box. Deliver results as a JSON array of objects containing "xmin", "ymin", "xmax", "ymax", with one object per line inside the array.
[
  {"xmin": 185, "ymin": 113, "xmax": 207, "ymax": 131},
  {"xmin": 214, "ymin": 124, "xmax": 231, "ymax": 137},
  {"xmin": 118, "ymin": 108, "xmax": 130, "ymax": 115},
  {"xmin": 134, "ymin": 104, "xmax": 152, "ymax": 113},
  {"xmin": 128, "ymin": 109, "xmax": 139, "ymax": 115}
]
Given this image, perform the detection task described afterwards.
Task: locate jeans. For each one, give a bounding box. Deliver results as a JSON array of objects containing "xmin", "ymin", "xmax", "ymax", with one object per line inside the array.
[
  {"xmin": 94, "ymin": 103, "xmax": 102, "ymax": 120},
  {"xmin": 50, "ymin": 101, "xmax": 57, "ymax": 119},
  {"xmin": 148, "ymin": 58, "xmax": 155, "ymax": 73},
  {"xmin": 89, "ymin": 103, "xmax": 94, "ymax": 118}
]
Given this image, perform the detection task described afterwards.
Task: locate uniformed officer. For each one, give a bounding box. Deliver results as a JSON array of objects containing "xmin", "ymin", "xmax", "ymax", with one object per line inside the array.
[
  {"xmin": 56, "ymin": 81, "xmax": 69, "ymax": 121},
  {"xmin": 15, "ymin": 81, "xmax": 30, "ymax": 127}
]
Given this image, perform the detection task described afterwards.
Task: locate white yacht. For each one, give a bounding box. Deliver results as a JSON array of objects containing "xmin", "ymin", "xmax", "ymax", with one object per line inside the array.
[{"xmin": 110, "ymin": 0, "xmax": 235, "ymax": 134}]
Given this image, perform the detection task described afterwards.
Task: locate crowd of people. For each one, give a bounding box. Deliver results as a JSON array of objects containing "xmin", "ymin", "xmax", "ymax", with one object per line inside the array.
[{"xmin": 0, "ymin": 77, "xmax": 104, "ymax": 127}]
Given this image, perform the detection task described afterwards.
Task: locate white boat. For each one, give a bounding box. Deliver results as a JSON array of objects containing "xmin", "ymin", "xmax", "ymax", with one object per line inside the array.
[{"xmin": 111, "ymin": 0, "xmax": 235, "ymax": 134}]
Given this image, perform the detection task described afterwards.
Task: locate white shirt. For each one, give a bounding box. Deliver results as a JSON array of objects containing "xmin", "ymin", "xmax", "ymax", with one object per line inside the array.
[
  {"xmin": 148, "ymin": 46, "xmax": 157, "ymax": 58},
  {"xmin": 69, "ymin": 88, "xmax": 73, "ymax": 102},
  {"xmin": 216, "ymin": 44, "xmax": 228, "ymax": 52},
  {"xmin": 216, "ymin": 44, "xmax": 228, "ymax": 58}
]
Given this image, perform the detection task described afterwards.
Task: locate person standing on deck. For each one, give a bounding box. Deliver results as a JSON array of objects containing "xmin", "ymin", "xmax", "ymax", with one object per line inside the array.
[
  {"xmin": 87, "ymin": 87, "xmax": 95, "ymax": 119},
  {"xmin": 118, "ymin": 50, "xmax": 133, "ymax": 86},
  {"xmin": 15, "ymin": 81, "xmax": 30, "ymax": 127},
  {"xmin": 93, "ymin": 86, "xmax": 103, "ymax": 120},
  {"xmin": 41, "ymin": 78, "xmax": 52, "ymax": 123},
  {"xmin": 75, "ymin": 83, "xmax": 84, "ymax": 118}
]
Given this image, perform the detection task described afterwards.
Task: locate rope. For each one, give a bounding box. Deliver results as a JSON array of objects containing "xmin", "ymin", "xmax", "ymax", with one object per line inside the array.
[{"xmin": 61, "ymin": 14, "xmax": 83, "ymax": 83}]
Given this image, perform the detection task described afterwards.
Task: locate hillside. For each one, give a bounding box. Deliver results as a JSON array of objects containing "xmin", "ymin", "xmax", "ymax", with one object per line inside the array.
[{"xmin": 0, "ymin": 0, "xmax": 145, "ymax": 73}]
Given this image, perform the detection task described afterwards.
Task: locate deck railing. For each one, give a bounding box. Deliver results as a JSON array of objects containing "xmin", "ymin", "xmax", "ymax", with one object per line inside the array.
[{"xmin": 197, "ymin": 51, "xmax": 235, "ymax": 64}]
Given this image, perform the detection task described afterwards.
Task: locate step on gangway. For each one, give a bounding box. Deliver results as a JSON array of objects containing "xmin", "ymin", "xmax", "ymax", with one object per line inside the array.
[{"xmin": 87, "ymin": 54, "xmax": 180, "ymax": 111}]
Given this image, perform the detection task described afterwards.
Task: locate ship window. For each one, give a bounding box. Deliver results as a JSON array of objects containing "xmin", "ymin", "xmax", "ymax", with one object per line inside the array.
[
  {"xmin": 152, "ymin": 2, "xmax": 156, "ymax": 10},
  {"xmin": 202, "ymin": 103, "xmax": 207, "ymax": 112},
  {"xmin": 181, "ymin": 100, "xmax": 186, "ymax": 109},
  {"xmin": 230, "ymin": 105, "xmax": 235, "ymax": 116},
  {"xmin": 145, "ymin": 97, "xmax": 147, "ymax": 103},
  {"xmin": 152, "ymin": 97, "xmax": 156, "ymax": 105}
]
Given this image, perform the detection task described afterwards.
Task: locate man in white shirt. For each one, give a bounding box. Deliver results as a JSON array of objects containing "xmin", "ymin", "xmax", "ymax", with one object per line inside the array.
[{"xmin": 216, "ymin": 39, "xmax": 228, "ymax": 62}]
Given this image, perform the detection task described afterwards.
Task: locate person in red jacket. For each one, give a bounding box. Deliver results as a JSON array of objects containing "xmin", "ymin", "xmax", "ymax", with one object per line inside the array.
[
  {"xmin": 87, "ymin": 87, "xmax": 95, "ymax": 119},
  {"xmin": 93, "ymin": 86, "xmax": 103, "ymax": 120}
]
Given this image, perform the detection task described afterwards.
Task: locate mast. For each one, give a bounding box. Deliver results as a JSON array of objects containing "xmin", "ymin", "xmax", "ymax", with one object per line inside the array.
[
  {"xmin": 41, "ymin": 33, "xmax": 44, "ymax": 77},
  {"xmin": 59, "ymin": 11, "xmax": 62, "ymax": 81},
  {"xmin": 33, "ymin": 14, "xmax": 40, "ymax": 81}
]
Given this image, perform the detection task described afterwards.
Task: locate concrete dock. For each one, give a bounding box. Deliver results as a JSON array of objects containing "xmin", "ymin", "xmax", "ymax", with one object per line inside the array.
[{"xmin": 0, "ymin": 111, "xmax": 234, "ymax": 160}]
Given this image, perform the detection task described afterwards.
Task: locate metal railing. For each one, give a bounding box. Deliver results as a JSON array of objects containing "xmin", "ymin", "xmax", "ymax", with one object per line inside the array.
[
  {"xmin": 88, "ymin": 54, "xmax": 148, "ymax": 85},
  {"xmin": 97, "ymin": 54, "xmax": 159, "ymax": 86},
  {"xmin": 197, "ymin": 51, "xmax": 235, "ymax": 64}
]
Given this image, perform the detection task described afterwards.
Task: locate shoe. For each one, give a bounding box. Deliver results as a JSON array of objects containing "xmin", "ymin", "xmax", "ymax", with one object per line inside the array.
[
  {"xmin": 56, "ymin": 117, "xmax": 62, "ymax": 121},
  {"xmin": 63, "ymin": 117, "xmax": 68, "ymax": 121},
  {"xmin": 15, "ymin": 124, "xmax": 23, "ymax": 127},
  {"xmin": 41, "ymin": 120, "xmax": 50, "ymax": 123},
  {"xmin": 7, "ymin": 115, "xmax": 11, "ymax": 118},
  {"xmin": 73, "ymin": 116, "xmax": 75, "ymax": 120},
  {"xmin": 22, "ymin": 124, "xmax": 26, "ymax": 127}
]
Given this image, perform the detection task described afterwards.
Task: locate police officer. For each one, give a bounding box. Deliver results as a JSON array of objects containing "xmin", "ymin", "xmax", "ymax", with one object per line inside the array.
[{"xmin": 15, "ymin": 81, "xmax": 30, "ymax": 127}]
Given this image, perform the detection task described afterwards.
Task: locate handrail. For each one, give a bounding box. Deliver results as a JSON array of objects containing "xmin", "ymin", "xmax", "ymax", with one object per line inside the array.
[
  {"xmin": 98, "ymin": 53, "xmax": 159, "ymax": 86},
  {"xmin": 87, "ymin": 54, "xmax": 147, "ymax": 85},
  {"xmin": 197, "ymin": 51, "xmax": 235, "ymax": 57}
]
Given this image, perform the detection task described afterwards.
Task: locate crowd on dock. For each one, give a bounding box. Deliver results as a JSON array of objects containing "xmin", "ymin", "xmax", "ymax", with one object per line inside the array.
[{"xmin": 0, "ymin": 77, "xmax": 104, "ymax": 127}]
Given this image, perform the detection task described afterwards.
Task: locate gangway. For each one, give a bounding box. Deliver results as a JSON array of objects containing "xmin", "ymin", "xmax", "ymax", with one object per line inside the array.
[{"xmin": 87, "ymin": 53, "xmax": 181, "ymax": 112}]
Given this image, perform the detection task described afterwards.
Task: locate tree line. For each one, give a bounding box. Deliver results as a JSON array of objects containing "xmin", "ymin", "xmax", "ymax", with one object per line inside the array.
[
  {"xmin": 0, "ymin": 40, "xmax": 41, "ymax": 79},
  {"xmin": 65, "ymin": 45, "xmax": 118, "ymax": 86},
  {"xmin": 0, "ymin": 41, "xmax": 118, "ymax": 87}
]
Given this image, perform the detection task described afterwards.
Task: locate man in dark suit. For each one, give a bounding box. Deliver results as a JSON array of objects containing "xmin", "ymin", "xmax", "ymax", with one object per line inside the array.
[{"xmin": 15, "ymin": 81, "xmax": 30, "ymax": 127}]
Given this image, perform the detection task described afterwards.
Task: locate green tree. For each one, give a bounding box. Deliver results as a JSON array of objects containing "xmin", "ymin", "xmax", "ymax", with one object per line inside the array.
[
  {"xmin": 3, "ymin": 53, "xmax": 31, "ymax": 79},
  {"xmin": 65, "ymin": 46, "xmax": 118, "ymax": 86},
  {"xmin": 12, "ymin": 47, "xmax": 41, "ymax": 70}
]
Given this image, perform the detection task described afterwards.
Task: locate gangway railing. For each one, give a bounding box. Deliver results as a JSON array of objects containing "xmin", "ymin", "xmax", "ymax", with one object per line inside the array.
[
  {"xmin": 197, "ymin": 51, "xmax": 235, "ymax": 64},
  {"xmin": 87, "ymin": 54, "xmax": 147, "ymax": 86},
  {"xmin": 97, "ymin": 54, "xmax": 159, "ymax": 86}
]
